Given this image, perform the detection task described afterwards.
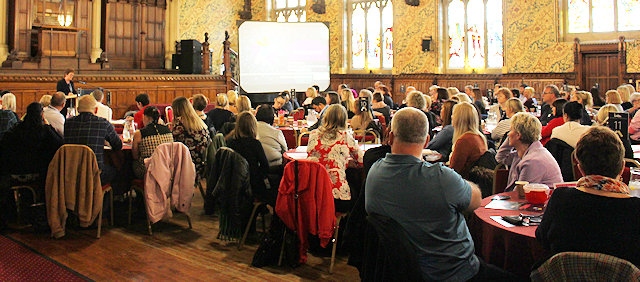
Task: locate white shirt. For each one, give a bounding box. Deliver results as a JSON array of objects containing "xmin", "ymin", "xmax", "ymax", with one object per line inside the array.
[
  {"xmin": 550, "ymin": 121, "xmax": 590, "ymax": 148},
  {"xmin": 256, "ymin": 122, "xmax": 288, "ymax": 166},
  {"xmin": 43, "ymin": 105, "xmax": 65, "ymax": 137},
  {"xmin": 95, "ymin": 102, "xmax": 113, "ymax": 121}
]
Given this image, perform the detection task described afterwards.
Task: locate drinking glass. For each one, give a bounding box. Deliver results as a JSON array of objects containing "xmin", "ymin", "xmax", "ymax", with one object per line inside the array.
[{"xmin": 629, "ymin": 168, "xmax": 640, "ymax": 197}]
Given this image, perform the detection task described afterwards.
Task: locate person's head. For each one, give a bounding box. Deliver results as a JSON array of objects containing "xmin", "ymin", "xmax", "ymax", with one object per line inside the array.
[
  {"xmin": 494, "ymin": 83, "xmax": 502, "ymax": 92},
  {"xmin": 523, "ymin": 87, "xmax": 535, "ymax": 99},
  {"xmin": 319, "ymin": 104, "xmax": 348, "ymax": 138},
  {"xmin": 519, "ymin": 83, "xmax": 528, "ymax": 93},
  {"xmin": 91, "ymin": 89, "xmax": 104, "ymax": 103},
  {"xmin": 447, "ymin": 87, "xmax": 460, "ymax": 97},
  {"xmin": 135, "ymin": 93, "xmax": 150, "ymax": 109},
  {"xmin": 372, "ymin": 92, "xmax": 383, "ymax": 103},
  {"xmin": 563, "ymin": 101, "xmax": 584, "ymax": 121},
  {"xmin": 472, "ymin": 88, "xmax": 483, "ymax": 101},
  {"xmin": 172, "ymin": 96, "xmax": 199, "ymax": 123},
  {"xmin": 576, "ymin": 126, "xmax": 624, "ymax": 178},
  {"xmin": 63, "ymin": 68, "xmax": 74, "ymax": 81},
  {"xmin": 464, "ymin": 85, "xmax": 474, "ymax": 96},
  {"xmin": 436, "ymin": 87, "xmax": 449, "ymax": 100},
  {"xmin": 236, "ymin": 95, "xmax": 252, "ymax": 113},
  {"xmin": 551, "ymin": 98, "xmax": 568, "ymax": 118},
  {"xmin": 23, "ymin": 102, "xmax": 45, "ymax": 127},
  {"xmin": 338, "ymin": 84, "xmax": 349, "ymax": 91},
  {"xmin": 453, "ymin": 93, "xmax": 472, "ymax": 104},
  {"xmin": 77, "ymin": 95, "xmax": 98, "ymax": 113},
  {"xmin": 374, "ymin": 81, "xmax": 382, "ymax": 90},
  {"xmin": 339, "ymin": 89, "xmax": 352, "ymax": 103},
  {"xmin": 216, "ymin": 93, "xmax": 229, "ymax": 108},
  {"xmin": 406, "ymin": 91, "xmax": 427, "ymax": 111},
  {"xmin": 595, "ymin": 104, "xmax": 619, "ymax": 125},
  {"xmin": 423, "ymin": 94, "xmax": 433, "ymax": 111},
  {"xmin": 617, "ymin": 85, "xmax": 631, "ymax": 102},
  {"xmin": 231, "ymin": 111, "xmax": 258, "ymax": 140},
  {"xmin": 605, "ymin": 90, "xmax": 622, "ymax": 104},
  {"xmin": 495, "ymin": 87, "xmax": 513, "ymax": 105},
  {"xmin": 625, "ymin": 84, "xmax": 636, "ymax": 99},
  {"xmin": 1, "ymin": 93, "xmax": 16, "ymax": 112},
  {"xmin": 227, "ymin": 90, "xmax": 238, "ymax": 106},
  {"xmin": 630, "ymin": 93, "xmax": 640, "ymax": 109},
  {"xmin": 306, "ymin": 87, "xmax": 318, "ymax": 98},
  {"xmin": 504, "ymin": 98, "xmax": 525, "ymax": 117},
  {"xmin": 452, "ymin": 102, "xmax": 485, "ymax": 147},
  {"xmin": 543, "ymin": 85, "xmax": 561, "ymax": 103},
  {"xmin": 508, "ymin": 112, "xmax": 542, "ymax": 146},
  {"xmin": 440, "ymin": 100, "xmax": 458, "ymax": 126},
  {"xmin": 359, "ymin": 89, "xmax": 372, "ymax": 99},
  {"xmin": 380, "ymin": 85, "xmax": 391, "ymax": 96},
  {"xmin": 51, "ymin": 92, "xmax": 67, "ymax": 108},
  {"xmin": 191, "ymin": 94, "xmax": 208, "ymax": 111},
  {"xmin": 311, "ymin": 96, "xmax": 327, "ymax": 113},
  {"xmin": 572, "ymin": 91, "xmax": 593, "ymax": 108},
  {"xmin": 39, "ymin": 95, "xmax": 52, "ymax": 107},
  {"xmin": 142, "ymin": 106, "xmax": 161, "ymax": 126},
  {"xmin": 406, "ymin": 86, "xmax": 417, "ymax": 94},
  {"xmin": 312, "ymin": 85, "xmax": 320, "ymax": 93},
  {"xmin": 273, "ymin": 94, "xmax": 286, "ymax": 110},
  {"xmin": 255, "ymin": 104, "xmax": 275, "ymax": 125},
  {"xmin": 390, "ymin": 107, "xmax": 429, "ymax": 146},
  {"xmin": 326, "ymin": 91, "xmax": 340, "ymax": 105}
]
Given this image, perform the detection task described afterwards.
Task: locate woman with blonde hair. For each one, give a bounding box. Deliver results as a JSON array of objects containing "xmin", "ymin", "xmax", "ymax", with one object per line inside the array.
[
  {"xmin": 39, "ymin": 95, "xmax": 52, "ymax": 108},
  {"xmin": 449, "ymin": 102, "xmax": 487, "ymax": 178},
  {"xmin": 522, "ymin": 87, "xmax": 537, "ymax": 111},
  {"xmin": 0, "ymin": 93, "xmax": 19, "ymax": 139},
  {"xmin": 226, "ymin": 90, "xmax": 239, "ymax": 114},
  {"xmin": 491, "ymin": 98, "xmax": 525, "ymax": 143},
  {"xmin": 303, "ymin": 87, "xmax": 318, "ymax": 106},
  {"xmin": 172, "ymin": 96, "xmax": 212, "ymax": 177},
  {"xmin": 236, "ymin": 95, "xmax": 252, "ymax": 113},
  {"xmin": 617, "ymin": 85, "xmax": 633, "ymax": 110},
  {"xmin": 307, "ymin": 104, "xmax": 363, "ymax": 212},
  {"xmin": 205, "ymin": 93, "xmax": 234, "ymax": 133},
  {"xmin": 350, "ymin": 94, "xmax": 374, "ymax": 132},
  {"xmin": 571, "ymin": 90, "xmax": 595, "ymax": 125},
  {"xmin": 605, "ymin": 90, "xmax": 624, "ymax": 112},
  {"xmin": 340, "ymin": 88, "xmax": 356, "ymax": 118}
]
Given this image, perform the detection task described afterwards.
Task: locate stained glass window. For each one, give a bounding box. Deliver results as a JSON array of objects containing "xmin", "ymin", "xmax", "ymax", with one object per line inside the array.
[
  {"xmin": 348, "ymin": 0, "xmax": 393, "ymax": 71},
  {"xmin": 567, "ymin": 0, "xmax": 640, "ymax": 33},
  {"xmin": 272, "ymin": 0, "xmax": 306, "ymax": 22},
  {"xmin": 446, "ymin": 0, "xmax": 503, "ymax": 70}
]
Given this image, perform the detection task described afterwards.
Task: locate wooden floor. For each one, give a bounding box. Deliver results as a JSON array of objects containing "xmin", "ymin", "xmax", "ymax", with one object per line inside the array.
[{"xmin": 4, "ymin": 191, "xmax": 360, "ymax": 281}]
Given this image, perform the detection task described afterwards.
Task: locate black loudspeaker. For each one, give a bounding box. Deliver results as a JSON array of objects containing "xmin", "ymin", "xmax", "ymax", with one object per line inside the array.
[
  {"xmin": 180, "ymin": 40, "xmax": 202, "ymax": 74},
  {"xmin": 171, "ymin": 54, "xmax": 181, "ymax": 70}
]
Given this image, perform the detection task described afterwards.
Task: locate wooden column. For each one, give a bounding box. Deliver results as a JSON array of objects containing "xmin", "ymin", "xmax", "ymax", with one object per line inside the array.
[
  {"xmin": 139, "ymin": 1, "xmax": 147, "ymax": 69},
  {"xmin": 164, "ymin": 0, "xmax": 178, "ymax": 70},
  {"xmin": 90, "ymin": 0, "xmax": 102, "ymax": 63}
]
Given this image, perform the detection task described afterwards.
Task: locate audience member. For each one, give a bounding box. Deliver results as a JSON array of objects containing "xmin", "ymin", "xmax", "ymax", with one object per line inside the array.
[
  {"xmin": 306, "ymin": 96, "xmax": 327, "ymax": 131},
  {"xmin": 350, "ymin": 95, "xmax": 375, "ymax": 132},
  {"xmin": 522, "ymin": 86, "xmax": 537, "ymax": 111},
  {"xmin": 540, "ymin": 85, "xmax": 562, "ymax": 125},
  {"xmin": 0, "ymin": 93, "xmax": 18, "ymax": 139},
  {"xmin": 491, "ymin": 98, "xmax": 525, "ymax": 143},
  {"xmin": 449, "ymin": 102, "xmax": 487, "ymax": 178},
  {"xmin": 307, "ymin": 104, "xmax": 363, "ymax": 212},
  {"xmin": 340, "ymin": 88, "xmax": 356, "ymax": 119},
  {"xmin": 64, "ymin": 95, "xmax": 122, "ymax": 189},
  {"xmin": 540, "ymin": 99, "xmax": 568, "ymax": 145},
  {"xmin": 226, "ymin": 90, "xmax": 239, "ymax": 114},
  {"xmin": 427, "ymin": 99, "xmax": 457, "ymax": 161},
  {"xmin": 274, "ymin": 91, "xmax": 293, "ymax": 113},
  {"xmin": 536, "ymin": 126, "xmax": 640, "ymax": 267},
  {"xmin": 591, "ymin": 86, "xmax": 606, "ymax": 107},
  {"xmin": 472, "ymin": 87, "xmax": 488, "ymax": 116},
  {"xmin": 617, "ymin": 85, "xmax": 633, "ymax": 110},
  {"xmin": 91, "ymin": 89, "xmax": 113, "ymax": 121},
  {"xmin": 205, "ymin": 94, "xmax": 234, "ymax": 133},
  {"xmin": 406, "ymin": 91, "xmax": 436, "ymax": 137},
  {"xmin": 235, "ymin": 95, "xmax": 252, "ymax": 114},
  {"xmin": 550, "ymin": 101, "xmax": 590, "ymax": 147},
  {"xmin": 171, "ymin": 96, "xmax": 212, "ymax": 178},
  {"xmin": 39, "ymin": 95, "xmax": 52, "ymax": 108},
  {"xmin": 489, "ymin": 87, "xmax": 512, "ymax": 121},
  {"xmin": 131, "ymin": 106, "xmax": 173, "ymax": 179},
  {"xmin": 255, "ymin": 104, "xmax": 288, "ymax": 166},
  {"xmin": 371, "ymin": 92, "xmax": 391, "ymax": 124},
  {"xmin": 627, "ymin": 92, "xmax": 640, "ymax": 118},
  {"xmin": 379, "ymin": 85, "xmax": 396, "ymax": 110},
  {"xmin": 43, "ymin": 92, "xmax": 66, "ymax": 137},
  {"xmin": 190, "ymin": 94, "xmax": 209, "ymax": 121},
  {"xmin": 430, "ymin": 87, "xmax": 449, "ymax": 117},
  {"xmin": 303, "ymin": 87, "xmax": 318, "ymax": 106},
  {"xmin": 496, "ymin": 112, "xmax": 562, "ymax": 191},
  {"xmin": 571, "ymin": 90, "xmax": 595, "ymax": 125},
  {"xmin": 326, "ymin": 91, "xmax": 341, "ymax": 106},
  {"xmin": 133, "ymin": 93, "xmax": 150, "ymax": 129},
  {"xmin": 605, "ymin": 90, "xmax": 624, "ymax": 112},
  {"xmin": 366, "ymin": 107, "xmax": 514, "ymax": 281}
]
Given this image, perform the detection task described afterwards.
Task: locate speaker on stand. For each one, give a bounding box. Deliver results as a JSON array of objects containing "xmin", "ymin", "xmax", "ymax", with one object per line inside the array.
[{"xmin": 180, "ymin": 40, "xmax": 202, "ymax": 74}]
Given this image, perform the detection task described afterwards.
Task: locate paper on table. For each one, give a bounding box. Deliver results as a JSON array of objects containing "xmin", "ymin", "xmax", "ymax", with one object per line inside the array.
[
  {"xmin": 490, "ymin": 216, "xmax": 516, "ymax": 228},
  {"xmin": 286, "ymin": 152, "xmax": 308, "ymax": 160},
  {"xmin": 485, "ymin": 200, "xmax": 524, "ymax": 210},
  {"xmin": 295, "ymin": 146, "xmax": 308, "ymax": 153}
]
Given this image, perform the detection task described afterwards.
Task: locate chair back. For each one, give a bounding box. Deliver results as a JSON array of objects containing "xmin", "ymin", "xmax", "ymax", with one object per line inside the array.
[
  {"xmin": 571, "ymin": 150, "xmax": 584, "ymax": 180},
  {"xmin": 468, "ymin": 150, "xmax": 498, "ymax": 198},
  {"xmin": 493, "ymin": 163, "xmax": 509, "ymax": 194},
  {"xmin": 530, "ymin": 252, "xmax": 640, "ymax": 281},
  {"xmin": 376, "ymin": 115, "xmax": 387, "ymax": 134},
  {"xmin": 621, "ymin": 158, "xmax": 640, "ymax": 184},
  {"xmin": 354, "ymin": 129, "xmax": 380, "ymax": 144},
  {"xmin": 545, "ymin": 138, "xmax": 575, "ymax": 181},
  {"xmin": 298, "ymin": 131, "xmax": 310, "ymax": 146},
  {"xmin": 165, "ymin": 106, "xmax": 174, "ymax": 123},
  {"xmin": 292, "ymin": 109, "xmax": 305, "ymax": 121}
]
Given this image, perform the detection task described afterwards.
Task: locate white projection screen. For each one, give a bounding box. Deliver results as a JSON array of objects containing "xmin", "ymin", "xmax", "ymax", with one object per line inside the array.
[{"xmin": 238, "ymin": 21, "xmax": 330, "ymax": 93}]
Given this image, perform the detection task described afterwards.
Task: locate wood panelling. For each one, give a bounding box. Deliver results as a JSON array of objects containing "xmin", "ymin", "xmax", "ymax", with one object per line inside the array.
[{"xmin": 0, "ymin": 74, "xmax": 227, "ymax": 118}]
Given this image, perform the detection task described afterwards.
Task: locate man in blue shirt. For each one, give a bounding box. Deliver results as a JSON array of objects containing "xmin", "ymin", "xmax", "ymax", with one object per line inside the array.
[{"xmin": 366, "ymin": 107, "xmax": 513, "ymax": 281}]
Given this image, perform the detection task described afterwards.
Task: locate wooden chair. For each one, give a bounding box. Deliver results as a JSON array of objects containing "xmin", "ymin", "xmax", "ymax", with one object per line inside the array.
[
  {"xmin": 354, "ymin": 129, "xmax": 380, "ymax": 144},
  {"xmin": 298, "ymin": 131, "xmax": 311, "ymax": 146},
  {"xmin": 493, "ymin": 163, "xmax": 509, "ymax": 194},
  {"xmin": 9, "ymin": 174, "xmax": 43, "ymax": 226},
  {"xmin": 238, "ymin": 200, "xmax": 269, "ymax": 250}
]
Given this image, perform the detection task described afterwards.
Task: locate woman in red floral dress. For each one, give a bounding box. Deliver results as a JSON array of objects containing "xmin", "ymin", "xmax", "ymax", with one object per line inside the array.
[{"xmin": 307, "ymin": 104, "xmax": 364, "ymax": 212}]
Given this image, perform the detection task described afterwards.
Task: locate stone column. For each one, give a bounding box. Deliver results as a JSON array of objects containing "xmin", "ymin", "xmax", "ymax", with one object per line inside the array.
[
  {"xmin": 0, "ymin": 0, "xmax": 9, "ymax": 63},
  {"xmin": 164, "ymin": 0, "xmax": 179, "ymax": 70},
  {"xmin": 90, "ymin": 0, "xmax": 103, "ymax": 63}
]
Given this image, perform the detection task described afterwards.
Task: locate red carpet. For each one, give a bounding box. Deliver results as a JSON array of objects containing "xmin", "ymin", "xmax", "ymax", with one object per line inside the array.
[{"xmin": 0, "ymin": 235, "xmax": 89, "ymax": 281}]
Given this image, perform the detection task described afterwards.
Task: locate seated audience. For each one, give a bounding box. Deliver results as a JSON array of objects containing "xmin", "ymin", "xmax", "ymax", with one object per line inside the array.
[
  {"xmin": 133, "ymin": 93, "xmax": 151, "ymax": 129},
  {"xmin": 472, "ymin": 87, "xmax": 488, "ymax": 116},
  {"xmin": 226, "ymin": 90, "xmax": 239, "ymax": 114},
  {"xmin": 540, "ymin": 99, "xmax": 568, "ymax": 146},
  {"xmin": 430, "ymin": 87, "xmax": 449, "ymax": 117},
  {"xmin": 39, "ymin": 95, "xmax": 52, "ymax": 107},
  {"xmin": 226, "ymin": 112, "xmax": 272, "ymax": 205},
  {"xmin": 92, "ymin": 89, "xmax": 113, "ymax": 121},
  {"xmin": 326, "ymin": 91, "xmax": 341, "ymax": 106},
  {"xmin": 617, "ymin": 85, "xmax": 633, "ymax": 111},
  {"xmin": 340, "ymin": 88, "xmax": 356, "ymax": 119},
  {"xmin": 303, "ymin": 87, "xmax": 318, "ymax": 106},
  {"xmin": 627, "ymin": 92, "xmax": 640, "ymax": 118},
  {"xmin": 171, "ymin": 96, "xmax": 212, "ymax": 178},
  {"xmin": 550, "ymin": 101, "xmax": 590, "ymax": 148},
  {"xmin": 489, "ymin": 87, "xmax": 512, "ymax": 121},
  {"xmin": 307, "ymin": 104, "xmax": 363, "ymax": 212},
  {"xmin": 255, "ymin": 104, "xmax": 288, "ymax": 166},
  {"xmin": 371, "ymin": 92, "xmax": 391, "ymax": 123},
  {"xmin": 205, "ymin": 94, "xmax": 234, "ymax": 133},
  {"xmin": 491, "ymin": 98, "xmax": 525, "ymax": 143},
  {"xmin": 0, "ymin": 93, "xmax": 18, "ymax": 139},
  {"xmin": 366, "ymin": 107, "xmax": 514, "ymax": 281},
  {"xmin": 540, "ymin": 85, "xmax": 562, "ymax": 126},
  {"xmin": 449, "ymin": 102, "xmax": 487, "ymax": 178},
  {"xmin": 236, "ymin": 95, "xmax": 253, "ymax": 113},
  {"xmin": 190, "ymin": 94, "xmax": 208, "ymax": 121},
  {"xmin": 597, "ymin": 104, "xmax": 634, "ymax": 159},
  {"xmin": 65, "ymin": 95, "xmax": 122, "ymax": 189},
  {"xmin": 406, "ymin": 91, "xmax": 436, "ymax": 137},
  {"xmin": 605, "ymin": 90, "xmax": 624, "ymax": 112},
  {"xmin": 43, "ymin": 92, "xmax": 66, "ymax": 137},
  {"xmin": 496, "ymin": 112, "xmax": 563, "ymax": 191},
  {"xmin": 131, "ymin": 106, "xmax": 173, "ymax": 179},
  {"xmin": 379, "ymin": 85, "xmax": 396, "ymax": 110},
  {"xmin": 536, "ymin": 126, "xmax": 640, "ymax": 267},
  {"xmin": 427, "ymin": 100, "xmax": 457, "ymax": 161},
  {"xmin": 273, "ymin": 91, "xmax": 293, "ymax": 113},
  {"xmin": 306, "ymin": 96, "xmax": 327, "ymax": 131},
  {"xmin": 522, "ymin": 86, "xmax": 537, "ymax": 111},
  {"xmin": 570, "ymin": 90, "xmax": 595, "ymax": 125},
  {"xmin": 591, "ymin": 86, "xmax": 606, "ymax": 107}
]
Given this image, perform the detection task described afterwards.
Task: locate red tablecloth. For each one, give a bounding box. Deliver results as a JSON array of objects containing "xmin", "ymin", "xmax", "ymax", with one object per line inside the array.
[{"xmin": 468, "ymin": 191, "xmax": 549, "ymax": 278}]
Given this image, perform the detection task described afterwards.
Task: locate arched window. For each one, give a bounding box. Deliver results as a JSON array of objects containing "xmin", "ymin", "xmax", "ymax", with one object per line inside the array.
[
  {"xmin": 444, "ymin": 0, "xmax": 503, "ymax": 72},
  {"xmin": 564, "ymin": 0, "xmax": 640, "ymax": 40},
  {"xmin": 347, "ymin": 0, "xmax": 393, "ymax": 72},
  {"xmin": 271, "ymin": 0, "xmax": 306, "ymax": 22}
]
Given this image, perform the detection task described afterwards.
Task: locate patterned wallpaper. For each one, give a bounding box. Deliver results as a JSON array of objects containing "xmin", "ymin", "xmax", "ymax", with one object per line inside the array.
[
  {"xmin": 306, "ymin": 0, "xmax": 344, "ymax": 74},
  {"xmin": 503, "ymin": 0, "xmax": 574, "ymax": 73},
  {"xmin": 394, "ymin": 2, "xmax": 438, "ymax": 74},
  {"xmin": 628, "ymin": 40, "xmax": 640, "ymax": 73}
]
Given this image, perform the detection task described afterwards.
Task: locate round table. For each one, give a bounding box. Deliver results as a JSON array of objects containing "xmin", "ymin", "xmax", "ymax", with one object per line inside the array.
[{"xmin": 468, "ymin": 191, "xmax": 549, "ymax": 278}]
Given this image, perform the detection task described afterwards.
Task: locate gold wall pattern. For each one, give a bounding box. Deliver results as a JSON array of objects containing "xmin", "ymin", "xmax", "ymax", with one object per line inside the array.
[
  {"xmin": 628, "ymin": 40, "xmax": 640, "ymax": 73},
  {"xmin": 306, "ymin": 0, "xmax": 344, "ymax": 74},
  {"xmin": 503, "ymin": 0, "xmax": 574, "ymax": 73},
  {"xmin": 393, "ymin": 2, "xmax": 438, "ymax": 74}
]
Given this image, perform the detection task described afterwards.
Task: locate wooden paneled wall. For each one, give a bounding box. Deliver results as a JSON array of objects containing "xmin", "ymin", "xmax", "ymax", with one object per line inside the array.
[
  {"xmin": 331, "ymin": 73, "xmax": 574, "ymax": 105},
  {"xmin": 0, "ymin": 74, "xmax": 227, "ymax": 118}
]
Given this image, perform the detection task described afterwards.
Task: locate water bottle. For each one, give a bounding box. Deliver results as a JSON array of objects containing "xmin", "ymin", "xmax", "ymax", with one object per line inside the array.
[
  {"xmin": 536, "ymin": 105, "xmax": 541, "ymax": 117},
  {"xmin": 122, "ymin": 120, "xmax": 131, "ymax": 140}
]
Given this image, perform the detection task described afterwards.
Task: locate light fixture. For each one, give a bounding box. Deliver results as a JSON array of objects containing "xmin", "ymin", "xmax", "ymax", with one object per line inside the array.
[{"xmin": 57, "ymin": 14, "xmax": 73, "ymax": 27}]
